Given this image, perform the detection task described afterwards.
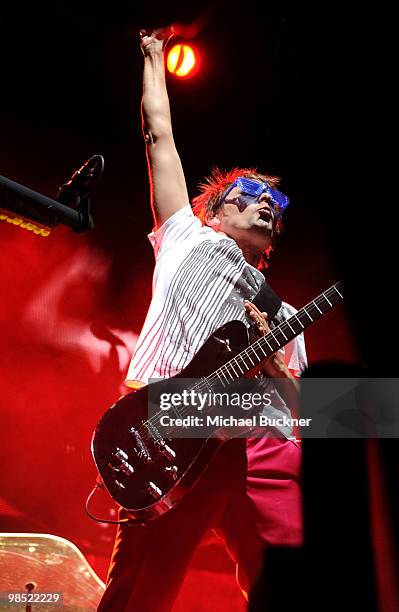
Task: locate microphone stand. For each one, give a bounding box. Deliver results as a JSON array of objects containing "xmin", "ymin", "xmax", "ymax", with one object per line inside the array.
[{"xmin": 57, "ymin": 154, "xmax": 104, "ymax": 233}]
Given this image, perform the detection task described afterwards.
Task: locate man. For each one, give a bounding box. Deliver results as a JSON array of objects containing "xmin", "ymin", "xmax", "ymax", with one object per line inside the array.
[{"xmin": 98, "ymin": 27, "xmax": 306, "ymax": 611}]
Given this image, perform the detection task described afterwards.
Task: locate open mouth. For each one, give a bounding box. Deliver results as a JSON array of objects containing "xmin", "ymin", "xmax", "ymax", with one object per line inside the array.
[{"xmin": 258, "ymin": 208, "xmax": 272, "ymax": 222}]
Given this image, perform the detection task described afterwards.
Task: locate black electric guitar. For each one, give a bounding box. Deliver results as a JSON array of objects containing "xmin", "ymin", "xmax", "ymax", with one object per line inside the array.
[{"xmin": 92, "ymin": 281, "xmax": 343, "ymax": 522}]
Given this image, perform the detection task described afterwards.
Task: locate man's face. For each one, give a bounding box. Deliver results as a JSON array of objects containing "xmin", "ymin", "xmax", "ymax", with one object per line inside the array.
[{"xmin": 215, "ymin": 181, "xmax": 276, "ymax": 249}]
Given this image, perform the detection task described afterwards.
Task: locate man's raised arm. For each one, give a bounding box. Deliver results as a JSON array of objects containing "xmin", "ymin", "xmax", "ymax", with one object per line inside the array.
[{"xmin": 140, "ymin": 28, "xmax": 190, "ymax": 229}]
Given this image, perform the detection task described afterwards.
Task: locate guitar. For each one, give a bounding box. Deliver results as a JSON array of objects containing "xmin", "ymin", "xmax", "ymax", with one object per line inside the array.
[{"xmin": 91, "ymin": 281, "xmax": 343, "ymax": 522}]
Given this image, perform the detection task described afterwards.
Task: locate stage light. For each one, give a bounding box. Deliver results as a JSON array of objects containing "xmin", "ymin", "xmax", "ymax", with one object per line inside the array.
[
  {"xmin": 167, "ymin": 44, "xmax": 199, "ymax": 78},
  {"xmin": 0, "ymin": 209, "xmax": 51, "ymax": 236}
]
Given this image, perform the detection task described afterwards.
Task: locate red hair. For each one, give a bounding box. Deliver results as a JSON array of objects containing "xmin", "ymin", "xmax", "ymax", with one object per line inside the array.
[{"xmin": 192, "ymin": 166, "xmax": 284, "ymax": 237}]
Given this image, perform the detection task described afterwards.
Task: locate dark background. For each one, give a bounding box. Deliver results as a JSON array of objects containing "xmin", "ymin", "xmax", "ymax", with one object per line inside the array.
[
  {"xmin": 1, "ymin": 0, "xmax": 362, "ymax": 350},
  {"xmin": 0, "ymin": 0, "xmax": 396, "ymax": 606}
]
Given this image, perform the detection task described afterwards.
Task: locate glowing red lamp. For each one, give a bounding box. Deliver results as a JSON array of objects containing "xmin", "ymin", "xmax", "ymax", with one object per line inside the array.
[{"xmin": 167, "ymin": 44, "xmax": 199, "ymax": 79}]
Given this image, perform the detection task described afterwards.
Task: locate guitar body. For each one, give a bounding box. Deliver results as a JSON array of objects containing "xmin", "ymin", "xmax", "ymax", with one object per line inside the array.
[{"xmin": 91, "ymin": 320, "xmax": 249, "ymax": 522}]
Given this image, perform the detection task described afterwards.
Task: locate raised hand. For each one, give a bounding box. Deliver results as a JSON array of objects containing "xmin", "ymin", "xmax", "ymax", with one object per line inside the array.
[{"xmin": 139, "ymin": 26, "xmax": 174, "ymax": 56}]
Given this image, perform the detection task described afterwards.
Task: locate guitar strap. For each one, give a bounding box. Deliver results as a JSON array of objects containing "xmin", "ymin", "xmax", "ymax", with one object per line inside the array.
[{"xmin": 252, "ymin": 278, "xmax": 282, "ymax": 324}]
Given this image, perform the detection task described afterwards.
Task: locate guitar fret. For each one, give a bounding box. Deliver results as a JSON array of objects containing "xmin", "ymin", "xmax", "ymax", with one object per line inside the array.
[
  {"xmin": 216, "ymin": 371, "xmax": 228, "ymax": 388},
  {"xmin": 286, "ymin": 320, "xmax": 296, "ymax": 334},
  {"xmin": 303, "ymin": 308, "xmax": 313, "ymax": 322},
  {"xmin": 310, "ymin": 302, "xmax": 324, "ymax": 315},
  {"xmin": 257, "ymin": 342, "xmax": 268, "ymax": 358},
  {"xmin": 264, "ymin": 338, "xmax": 274, "ymax": 351},
  {"xmin": 319, "ymin": 297, "xmax": 330, "ymax": 312},
  {"xmin": 219, "ymin": 368, "xmax": 230, "ymax": 385},
  {"xmin": 235, "ymin": 359, "xmax": 244, "ymax": 374},
  {"xmin": 276, "ymin": 327, "xmax": 288, "ymax": 341},
  {"xmin": 269, "ymin": 332, "xmax": 281, "ymax": 348},
  {"xmin": 236, "ymin": 355, "xmax": 246, "ymax": 372},
  {"xmin": 246, "ymin": 351, "xmax": 256, "ymax": 367},
  {"xmin": 225, "ymin": 367, "xmax": 235, "ymax": 383},
  {"xmin": 313, "ymin": 300, "xmax": 323, "ymax": 314},
  {"xmin": 228, "ymin": 362, "xmax": 239, "ymax": 377},
  {"xmin": 334, "ymin": 286, "xmax": 343, "ymax": 299},
  {"xmin": 294, "ymin": 315, "xmax": 304, "ymax": 329},
  {"xmin": 323, "ymin": 293, "xmax": 332, "ymax": 307}
]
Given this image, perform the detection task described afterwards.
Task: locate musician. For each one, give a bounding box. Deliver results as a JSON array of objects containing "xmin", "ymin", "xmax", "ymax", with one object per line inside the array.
[{"xmin": 98, "ymin": 27, "xmax": 306, "ymax": 611}]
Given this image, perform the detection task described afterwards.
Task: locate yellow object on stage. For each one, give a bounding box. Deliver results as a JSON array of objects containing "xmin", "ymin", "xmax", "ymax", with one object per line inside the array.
[{"xmin": 0, "ymin": 533, "xmax": 105, "ymax": 610}]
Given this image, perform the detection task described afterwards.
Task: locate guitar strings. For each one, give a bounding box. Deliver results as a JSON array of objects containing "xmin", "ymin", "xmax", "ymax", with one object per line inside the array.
[
  {"xmin": 136, "ymin": 283, "xmax": 343, "ymax": 442},
  {"xmin": 135, "ymin": 282, "xmax": 343, "ymax": 443}
]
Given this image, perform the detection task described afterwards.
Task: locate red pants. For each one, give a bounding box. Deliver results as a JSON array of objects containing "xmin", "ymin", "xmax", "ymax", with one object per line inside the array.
[{"xmin": 98, "ymin": 436, "xmax": 302, "ymax": 611}]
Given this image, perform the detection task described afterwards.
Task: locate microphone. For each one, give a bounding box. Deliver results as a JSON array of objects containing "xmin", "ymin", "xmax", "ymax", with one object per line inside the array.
[{"xmin": 57, "ymin": 154, "xmax": 104, "ymax": 206}]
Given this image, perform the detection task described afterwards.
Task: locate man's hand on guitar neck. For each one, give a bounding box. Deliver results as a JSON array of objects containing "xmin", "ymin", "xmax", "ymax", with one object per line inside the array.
[
  {"xmin": 244, "ymin": 301, "xmax": 296, "ymax": 380},
  {"xmin": 244, "ymin": 301, "xmax": 300, "ymax": 420}
]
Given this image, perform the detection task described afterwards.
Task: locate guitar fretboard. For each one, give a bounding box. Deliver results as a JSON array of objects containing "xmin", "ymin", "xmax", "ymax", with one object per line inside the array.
[{"xmin": 205, "ymin": 281, "xmax": 343, "ymax": 389}]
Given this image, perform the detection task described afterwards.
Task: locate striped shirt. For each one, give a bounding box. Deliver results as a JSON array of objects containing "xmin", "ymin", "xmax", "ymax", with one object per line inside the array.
[{"xmin": 126, "ymin": 205, "xmax": 307, "ymax": 401}]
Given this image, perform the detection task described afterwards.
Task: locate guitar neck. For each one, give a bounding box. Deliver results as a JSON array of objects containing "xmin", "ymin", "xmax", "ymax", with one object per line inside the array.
[{"xmin": 209, "ymin": 281, "xmax": 344, "ymax": 386}]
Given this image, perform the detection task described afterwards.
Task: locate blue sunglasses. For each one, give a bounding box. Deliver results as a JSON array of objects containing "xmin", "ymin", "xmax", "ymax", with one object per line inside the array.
[{"xmin": 221, "ymin": 177, "xmax": 290, "ymax": 217}]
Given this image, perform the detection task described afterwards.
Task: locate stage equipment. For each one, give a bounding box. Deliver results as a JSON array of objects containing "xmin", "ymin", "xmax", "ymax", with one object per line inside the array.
[
  {"xmin": 0, "ymin": 155, "xmax": 103, "ymax": 236},
  {"xmin": 0, "ymin": 533, "xmax": 105, "ymax": 610}
]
